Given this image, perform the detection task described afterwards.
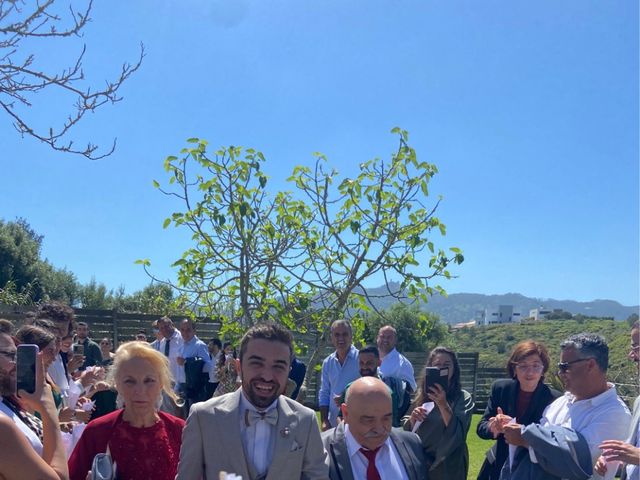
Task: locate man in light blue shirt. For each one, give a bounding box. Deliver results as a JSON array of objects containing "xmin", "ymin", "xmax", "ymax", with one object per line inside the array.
[
  {"xmin": 319, "ymin": 319, "xmax": 359, "ymax": 431},
  {"xmin": 177, "ymin": 319, "xmax": 211, "ymax": 414}
]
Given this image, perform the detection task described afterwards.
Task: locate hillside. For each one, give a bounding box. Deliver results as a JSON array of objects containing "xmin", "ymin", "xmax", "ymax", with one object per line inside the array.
[
  {"xmin": 360, "ymin": 284, "xmax": 638, "ymax": 324},
  {"xmin": 450, "ymin": 318, "xmax": 638, "ymax": 401}
]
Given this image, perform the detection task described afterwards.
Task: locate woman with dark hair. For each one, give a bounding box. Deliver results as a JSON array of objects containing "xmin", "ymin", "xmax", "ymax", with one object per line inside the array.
[
  {"xmin": 476, "ymin": 340, "xmax": 561, "ymax": 480},
  {"xmin": 15, "ymin": 325, "xmax": 64, "ymax": 411},
  {"xmin": 212, "ymin": 342, "xmax": 239, "ymax": 397},
  {"xmin": 98, "ymin": 337, "xmax": 115, "ymax": 367},
  {"xmin": 403, "ymin": 346, "xmax": 475, "ymax": 480},
  {"xmin": 0, "ymin": 348, "xmax": 69, "ymax": 480}
]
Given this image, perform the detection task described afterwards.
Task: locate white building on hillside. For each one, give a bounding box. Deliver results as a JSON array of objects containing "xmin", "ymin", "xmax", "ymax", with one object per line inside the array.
[{"xmin": 479, "ymin": 305, "xmax": 521, "ymax": 325}]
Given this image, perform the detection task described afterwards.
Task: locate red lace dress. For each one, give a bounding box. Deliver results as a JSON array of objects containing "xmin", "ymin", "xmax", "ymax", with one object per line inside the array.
[{"xmin": 68, "ymin": 409, "xmax": 185, "ymax": 480}]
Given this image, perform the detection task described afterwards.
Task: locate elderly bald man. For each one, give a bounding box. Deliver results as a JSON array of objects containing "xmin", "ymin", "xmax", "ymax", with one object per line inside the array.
[{"xmin": 322, "ymin": 376, "xmax": 427, "ymax": 480}]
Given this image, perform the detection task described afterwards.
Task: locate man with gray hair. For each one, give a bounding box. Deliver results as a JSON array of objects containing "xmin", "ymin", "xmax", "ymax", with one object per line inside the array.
[
  {"xmin": 502, "ymin": 333, "xmax": 631, "ymax": 480},
  {"xmin": 319, "ymin": 319, "xmax": 360, "ymax": 431}
]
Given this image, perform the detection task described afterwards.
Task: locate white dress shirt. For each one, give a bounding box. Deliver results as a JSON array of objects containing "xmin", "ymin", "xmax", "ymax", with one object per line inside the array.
[
  {"xmin": 379, "ymin": 348, "xmax": 417, "ymax": 391},
  {"xmin": 0, "ymin": 395, "xmax": 43, "ymax": 456},
  {"xmin": 159, "ymin": 329, "xmax": 184, "ymax": 384},
  {"xmin": 343, "ymin": 424, "xmax": 409, "ymax": 480},
  {"xmin": 47, "ymin": 354, "xmax": 69, "ymax": 393},
  {"xmin": 535, "ymin": 383, "xmax": 631, "ymax": 480},
  {"xmin": 239, "ymin": 391, "xmax": 277, "ymax": 477}
]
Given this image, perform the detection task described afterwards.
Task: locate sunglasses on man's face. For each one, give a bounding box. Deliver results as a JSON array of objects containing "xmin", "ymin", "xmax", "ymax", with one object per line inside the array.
[{"xmin": 557, "ymin": 357, "xmax": 593, "ymax": 373}]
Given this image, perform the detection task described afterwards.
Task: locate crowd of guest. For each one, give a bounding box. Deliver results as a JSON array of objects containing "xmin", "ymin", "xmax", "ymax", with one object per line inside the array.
[{"xmin": 0, "ymin": 301, "xmax": 637, "ymax": 480}]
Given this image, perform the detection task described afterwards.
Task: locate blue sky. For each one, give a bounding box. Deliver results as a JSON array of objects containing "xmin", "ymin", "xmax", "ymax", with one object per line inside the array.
[{"xmin": 2, "ymin": 1, "xmax": 638, "ymax": 306}]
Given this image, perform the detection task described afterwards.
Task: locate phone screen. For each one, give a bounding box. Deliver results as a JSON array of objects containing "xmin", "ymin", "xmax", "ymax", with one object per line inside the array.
[
  {"xmin": 73, "ymin": 344, "xmax": 84, "ymax": 355},
  {"xmin": 425, "ymin": 366, "xmax": 449, "ymax": 392},
  {"xmin": 16, "ymin": 344, "xmax": 39, "ymax": 394}
]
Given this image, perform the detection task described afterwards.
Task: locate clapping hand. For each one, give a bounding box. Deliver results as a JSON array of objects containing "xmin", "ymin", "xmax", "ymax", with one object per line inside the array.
[
  {"xmin": 488, "ymin": 407, "xmax": 513, "ymax": 438},
  {"xmin": 598, "ymin": 440, "xmax": 640, "ymax": 466}
]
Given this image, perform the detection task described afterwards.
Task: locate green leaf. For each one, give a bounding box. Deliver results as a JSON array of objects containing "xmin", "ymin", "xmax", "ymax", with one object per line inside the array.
[
  {"xmin": 259, "ymin": 176, "xmax": 267, "ymax": 188},
  {"xmin": 152, "ymin": 180, "xmax": 160, "ymax": 188},
  {"xmin": 163, "ymin": 218, "xmax": 171, "ymax": 229}
]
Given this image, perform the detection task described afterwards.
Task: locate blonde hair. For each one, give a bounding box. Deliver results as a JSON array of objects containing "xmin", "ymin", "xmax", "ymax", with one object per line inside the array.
[{"xmin": 108, "ymin": 341, "xmax": 181, "ymax": 407}]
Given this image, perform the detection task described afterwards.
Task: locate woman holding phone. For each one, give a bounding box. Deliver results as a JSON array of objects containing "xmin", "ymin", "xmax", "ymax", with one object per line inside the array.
[
  {"xmin": 0, "ymin": 344, "xmax": 69, "ymax": 480},
  {"xmin": 403, "ymin": 346, "xmax": 475, "ymax": 480}
]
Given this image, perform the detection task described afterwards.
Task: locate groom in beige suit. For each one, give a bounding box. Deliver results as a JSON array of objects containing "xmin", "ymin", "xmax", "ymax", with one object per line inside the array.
[{"xmin": 177, "ymin": 322, "xmax": 328, "ymax": 480}]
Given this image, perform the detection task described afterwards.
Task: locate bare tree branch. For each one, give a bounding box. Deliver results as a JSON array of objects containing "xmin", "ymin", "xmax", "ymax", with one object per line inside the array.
[{"xmin": 0, "ymin": 0, "xmax": 144, "ymax": 159}]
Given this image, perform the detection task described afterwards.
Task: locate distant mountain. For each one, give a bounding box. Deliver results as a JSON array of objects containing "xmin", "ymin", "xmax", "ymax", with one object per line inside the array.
[{"xmin": 360, "ymin": 283, "xmax": 639, "ymax": 324}]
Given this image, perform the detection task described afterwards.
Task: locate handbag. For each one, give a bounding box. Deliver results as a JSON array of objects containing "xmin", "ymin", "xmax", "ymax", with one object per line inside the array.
[{"xmin": 90, "ymin": 443, "xmax": 117, "ymax": 480}]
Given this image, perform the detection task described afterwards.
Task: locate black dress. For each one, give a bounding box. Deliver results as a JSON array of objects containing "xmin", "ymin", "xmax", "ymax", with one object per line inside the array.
[{"xmin": 476, "ymin": 378, "xmax": 561, "ymax": 480}]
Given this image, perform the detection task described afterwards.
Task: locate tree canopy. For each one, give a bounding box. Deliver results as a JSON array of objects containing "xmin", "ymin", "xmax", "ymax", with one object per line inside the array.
[
  {"xmin": 141, "ymin": 128, "xmax": 464, "ymax": 343},
  {"xmin": 0, "ymin": 218, "xmax": 77, "ymax": 304}
]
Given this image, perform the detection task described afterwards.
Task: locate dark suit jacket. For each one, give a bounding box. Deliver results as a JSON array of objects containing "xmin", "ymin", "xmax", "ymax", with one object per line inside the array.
[
  {"xmin": 476, "ymin": 379, "xmax": 560, "ymax": 480},
  {"xmin": 321, "ymin": 423, "xmax": 427, "ymax": 480}
]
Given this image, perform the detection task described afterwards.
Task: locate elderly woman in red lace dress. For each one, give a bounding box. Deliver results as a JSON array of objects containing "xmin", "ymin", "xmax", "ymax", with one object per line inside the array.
[{"xmin": 68, "ymin": 341, "xmax": 185, "ymax": 480}]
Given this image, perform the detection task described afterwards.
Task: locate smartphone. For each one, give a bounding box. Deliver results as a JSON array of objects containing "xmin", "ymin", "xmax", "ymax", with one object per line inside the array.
[
  {"xmin": 16, "ymin": 344, "xmax": 39, "ymax": 395},
  {"xmin": 425, "ymin": 366, "xmax": 449, "ymax": 392},
  {"xmin": 73, "ymin": 344, "xmax": 84, "ymax": 356}
]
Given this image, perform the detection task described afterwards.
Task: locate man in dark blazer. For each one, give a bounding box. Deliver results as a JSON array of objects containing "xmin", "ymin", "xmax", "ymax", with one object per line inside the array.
[{"xmin": 322, "ymin": 377, "xmax": 427, "ymax": 480}]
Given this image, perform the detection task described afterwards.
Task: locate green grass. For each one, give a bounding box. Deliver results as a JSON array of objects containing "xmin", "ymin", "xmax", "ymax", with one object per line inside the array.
[{"xmin": 467, "ymin": 414, "xmax": 494, "ymax": 479}]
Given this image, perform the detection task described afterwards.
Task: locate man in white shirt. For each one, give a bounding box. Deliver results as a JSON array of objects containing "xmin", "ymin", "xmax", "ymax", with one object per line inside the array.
[
  {"xmin": 503, "ymin": 332, "xmax": 631, "ymax": 480},
  {"xmin": 177, "ymin": 322, "xmax": 328, "ymax": 480},
  {"xmin": 322, "ymin": 376, "xmax": 426, "ymax": 480},
  {"xmin": 158, "ymin": 316, "xmax": 184, "ymax": 416},
  {"xmin": 319, "ymin": 319, "xmax": 360, "ymax": 431},
  {"xmin": 376, "ymin": 325, "xmax": 417, "ymax": 392},
  {"xmin": 595, "ymin": 321, "xmax": 640, "ymax": 480}
]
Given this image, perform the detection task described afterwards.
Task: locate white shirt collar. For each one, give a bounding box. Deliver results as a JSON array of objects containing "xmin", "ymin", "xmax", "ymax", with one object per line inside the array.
[
  {"xmin": 344, "ymin": 423, "xmax": 390, "ymax": 459},
  {"xmin": 332, "ymin": 344, "xmax": 358, "ymax": 361},
  {"xmin": 565, "ymin": 382, "xmax": 618, "ymax": 407}
]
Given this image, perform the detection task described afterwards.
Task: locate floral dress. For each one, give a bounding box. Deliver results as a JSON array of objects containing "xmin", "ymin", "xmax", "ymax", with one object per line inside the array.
[{"xmin": 213, "ymin": 355, "xmax": 239, "ymax": 396}]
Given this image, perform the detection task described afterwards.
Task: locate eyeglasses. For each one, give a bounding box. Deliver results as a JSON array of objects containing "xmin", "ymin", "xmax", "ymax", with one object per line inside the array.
[
  {"xmin": 557, "ymin": 358, "xmax": 593, "ymax": 372},
  {"xmin": 515, "ymin": 363, "xmax": 544, "ymax": 373},
  {"xmin": 0, "ymin": 350, "xmax": 17, "ymax": 362}
]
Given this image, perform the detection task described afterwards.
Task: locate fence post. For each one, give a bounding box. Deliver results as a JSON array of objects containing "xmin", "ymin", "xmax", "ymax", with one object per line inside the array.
[{"xmin": 113, "ymin": 309, "xmax": 119, "ymax": 349}]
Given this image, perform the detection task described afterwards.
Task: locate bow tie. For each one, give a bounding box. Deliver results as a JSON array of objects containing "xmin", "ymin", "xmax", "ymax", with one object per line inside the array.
[{"xmin": 245, "ymin": 408, "xmax": 278, "ymax": 427}]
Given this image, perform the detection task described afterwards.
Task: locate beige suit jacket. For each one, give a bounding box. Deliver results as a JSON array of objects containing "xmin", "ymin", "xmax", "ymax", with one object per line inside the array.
[{"xmin": 176, "ymin": 389, "xmax": 329, "ymax": 480}]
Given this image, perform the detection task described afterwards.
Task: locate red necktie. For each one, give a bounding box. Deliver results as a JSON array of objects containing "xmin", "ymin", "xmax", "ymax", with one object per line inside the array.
[{"xmin": 359, "ymin": 447, "xmax": 382, "ymax": 480}]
